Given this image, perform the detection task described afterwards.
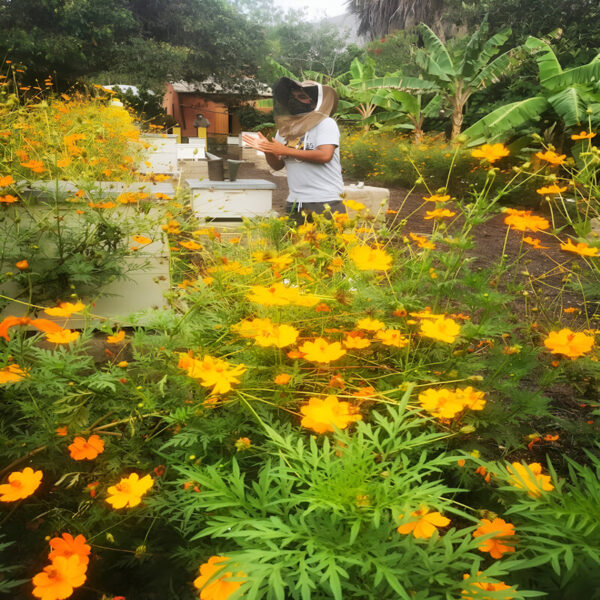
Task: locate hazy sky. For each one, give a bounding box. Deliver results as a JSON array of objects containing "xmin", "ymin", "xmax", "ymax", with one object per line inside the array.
[{"xmin": 274, "ymin": 0, "xmax": 348, "ymax": 20}]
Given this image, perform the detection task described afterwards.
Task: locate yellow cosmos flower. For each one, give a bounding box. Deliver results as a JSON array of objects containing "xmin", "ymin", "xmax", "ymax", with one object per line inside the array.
[
  {"xmin": 107, "ymin": 330, "xmax": 126, "ymax": 344},
  {"xmin": 424, "ymin": 208, "xmax": 456, "ymax": 220},
  {"xmin": 343, "ymin": 331, "xmax": 371, "ymax": 349},
  {"xmin": 375, "ymin": 329, "xmax": 409, "ymax": 348},
  {"xmin": 506, "ymin": 462, "xmax": 554, "ymax": 497},
  {"xmin": 560, "ymin": 239, "xmax": 599, "ymax": 257},
  {"xmin": 343, "ymin": 199, "xmax": 367, "ymax": 212},
  {"xmin": 132, "ymin": 235, "xmax": 152, "ymax": 245},
  {"xmin": 356, "ymin": 317, "xmax": 385, "ymax": 331},
  {"xmin": 194, "ymin": 556, "xmax": 246, "ymax": 600},
  {"xmin": 0, "ymin": 363, "xmax": 27, "ymax": 384},
  {"xmin": 45, "ymin": 329, "xmax": 80, "ymax": 344},
  {"xmin": 106, "ymin": 473, "xmax": 154, "ymax": 509},
  {"xmin": 536, "ymin": 184, "xmax": 567, "ymax": 195},
  {"xmin": 471, "ymin": 143, "xmax": 510, "ymax": 163},
  {"xmin": 44, "ymin": 301, "xmax": 85, "ymax": 317},
  {"xmin": 418, "ymin": 387, "xmax": 486, "ymax": 419},
  {"xmin": 397, "ymin": 506, "xmax": 450, "ymax": 538},
  {"xmin": 536, "ymin": 150, "xmax": 566, "ymax": 166},
  {"xmin": 178, "ymin": 353, "xmax": 246, "ymax": 395},
  {"xmin": 300, "ymin": 395, "xmax": 362, "ymax": 433},
  {"xmin": 420, "ymin": 317, "xmax": 460, "ymax": 343},
  {"xmin": 299, "ymin": 338, "xmax": 346, "ymax": 363},
  {"xmin": 503, "ymin": 208, "xmax": 550, "ymax": 232},
  {"xmin": 349, "ymin": 245, "xmax": 393, "ymax": 271},
  {"xmin": 0, "ymin": 467, "xmax": 43, "ymax": 502},
  {"xmin": 423, "ymin": 194, "xmax": 451, "ymax": 203},
  {"xmin": 543, "ymin": 328, "xmax": 594, "ymax": 358}
]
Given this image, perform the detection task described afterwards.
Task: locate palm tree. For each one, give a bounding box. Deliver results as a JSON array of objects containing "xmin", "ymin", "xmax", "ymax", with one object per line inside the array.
[{"xmin": 346, "ymin": 0, "xmax": 445, "ymax": 40}]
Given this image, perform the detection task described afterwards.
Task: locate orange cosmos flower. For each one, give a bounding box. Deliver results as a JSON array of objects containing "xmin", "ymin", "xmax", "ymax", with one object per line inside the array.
[
  {"xmin": 194, "ymin": 556, "xmax": 246, "ymax": 600},
  {"xmin": 420, "ymin": 317, "xmax": 460, "ymax": 343},
  {"xmin": 397, "ymin": 506, "xmax": 450, "ymax": 539},
  {"xmin": 506, "ymin": 462, "xmax": 554, "ymax": 497},
  {"xmin": 543, "ymin": 328, "xmax": 594, "ymax": 358},
  {"xmin": 536, "ymin": 184, "xmax": 567, "ymax": 195},
  {"xmin": 45, "ymin": 329, "xmax": 80, "ymax": 344},
  {"xmin": 32, "ymin": 555, "xmax": 87, "ymax": 600},
  {"xmin": 132, "ymin": 235, "xmax": 152, "ymax": 245},
  {"xmin": 68, "ymin": 434, "xmax": 105, "ymax": 460},
  {"xmin": 106, "ymin": 473, "xmax": 154, "ymax": 509},
  {"xmin": 423, "ymin": 194, "xmax": 451, "ymax": 202},
  {"xmin": 560, "ymin": 239, "xmax": 599, "ymax": 257},
  {"xmin": 461, "ymin": 572, "xmax": 514, "ymax": 600},
  {"xmin": 473, "ymin": 518, "xmax": 516, "ymax": 559},
  {"xmin": 0, "ymin": 194, "xmax": 18, "ymax": 203},
  {"xmin": 106, "ymin": 330, "xmax": 126, "ymax": 344},
  {"xmin": 471, "ymin": 143, "xmax": 510, "ymax": 163},
  {"xmin": 300, "ymin": 395, "xmax": 362, "ymax": 433},
  {"xmin": 536, "ymin": 150, "xmax": 566, "ymax": 166},
  {"xmin": 180, "ymin": 240, "xmax": 203, "ymax": 251},
  {"xmin": 409, "ymin": 233, "xmax": 436, "ymax": 249},
  {"xmin": 418, "ymin": 388, "xmax": 466, "ymax": 419},
  {"xmin": 44, "ymin": 301, "xmax": 85, "ymax": 317},
  {"xmin": 274, "ymin": 373, "xmax": 291, "ymax": 385},
  {"xmin": 56, "ymin": 426, "xmax": 68, "ymax": 437},
  {"xmin": 48, "ymin": 533, "xmax": 91, "ymax": 567},
  {"xmin": 571, "ymin": 131, "xmax": 596, "ymax": 140},
  {"xmin": 298, "ymin": 338, "xmax": 346, "ymax": 363},
  {"xmin": 424, "ymin": 208, "xmax": 456, "ymax": 220},
  {"xmin": 0, "ymin": 363, "xmax": 26, "ymax": 383},
  {"xmin": 0, "ymin": 467, "xmax": 43, "ymax": 502},
  {"xmin": 343, "ymin": 331, "xmax": 371, "ymax": 349},
  {"xmin": 0, "ymin": 175, "xmax": 15, "ymax": 187},
  {"xmin": 523, "ymin": 236, "xmax": 548, "ymax": 249},
  {"xmin": 376, "ymin": 328, "xmax": 409, "ymax": 348},
  {"xmin": 21, "ymin": 159, "xmax": 46, "ymax": 173},
  {"xmin": 15, "ymin": 259, "xmax": 29, "ymax": 270},
  {"xmin": 503, "ymin": 208, "xmax": 550, "ymax": 232},
  {"xmin": 348, "ymin": 245, "xmax": 393, "ymax": 271},
  {"xmin": 356, "ymin": 317, "xmax": 385, "ymax": 331},
  {"xmin": 235, "ymin": 437, "xmax": 251, "ymax": 451}
]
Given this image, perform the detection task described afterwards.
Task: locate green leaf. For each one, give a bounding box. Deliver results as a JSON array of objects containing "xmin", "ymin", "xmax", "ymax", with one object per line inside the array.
[
  {"xmin": 463, "ymin": 96, "xmax": 548, "ymax": 142},
  {"xmin": 547, "ymin": 86, "xmax": 587, "ymax": 126}
]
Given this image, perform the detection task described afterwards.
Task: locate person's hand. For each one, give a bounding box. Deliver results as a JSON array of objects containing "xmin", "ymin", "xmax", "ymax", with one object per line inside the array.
[
  {"xmin": 242, "ymin": 132, "xmax": 287, "ymax": 157},
  {"xmin": 242, "ymin": 131, "xmax": 268, "ymax": 150}
]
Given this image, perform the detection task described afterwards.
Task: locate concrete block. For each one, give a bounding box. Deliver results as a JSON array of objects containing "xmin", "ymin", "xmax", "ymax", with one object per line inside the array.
[{"xmin": 342, "ymin": 184, "xmax": 389, "ymax": 219}]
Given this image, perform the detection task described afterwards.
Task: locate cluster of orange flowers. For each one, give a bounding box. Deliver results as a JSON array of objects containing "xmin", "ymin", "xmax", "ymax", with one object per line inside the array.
[
  {"xmin": 544, "ymin": 328, "xmax": 595, "ymax": 358},
  {"xmin": 32, "ymin": 533, "xmax": 90, "ymax": 600},
  {"xmin": 232, "ymin": 317, "xmax": 299, "ymax": 348},
  {"xmin": 246, "ymin": 282, "xmax": 319, "ymax": 307},
  {"xmin": 418, "ymin": 386, "xmax": 486, "ymax": 419}
]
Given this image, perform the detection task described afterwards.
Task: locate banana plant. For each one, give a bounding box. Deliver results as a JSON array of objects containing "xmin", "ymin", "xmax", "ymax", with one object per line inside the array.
[
  {"xmin": 464, "ymin": 36, "xmax": 600, "ymax": 143},
  {"xmin": 414, "ymin": 21, "xmax": 518, "ymax": 139}
]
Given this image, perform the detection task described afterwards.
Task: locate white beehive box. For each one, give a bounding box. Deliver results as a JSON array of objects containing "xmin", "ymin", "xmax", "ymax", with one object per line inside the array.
[
  {"xmin": 186, "ymin": 179, "xmax": 276, "ymax": 219},
  {"xmin": 139, "ymin": 133, "xmax": 178, "ymax": 175}
]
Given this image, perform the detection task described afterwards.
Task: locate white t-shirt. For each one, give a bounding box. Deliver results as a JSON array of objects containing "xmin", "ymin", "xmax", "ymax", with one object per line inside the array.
[{"xmin": 275, "ymin": 117, "xmax": 344, "ymax": 205}]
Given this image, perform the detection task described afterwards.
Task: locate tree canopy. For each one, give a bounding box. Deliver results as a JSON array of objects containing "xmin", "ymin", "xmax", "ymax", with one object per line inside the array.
[{"xmin": 0, "ymin": 0, "xmax": 268, "ymax": 91}]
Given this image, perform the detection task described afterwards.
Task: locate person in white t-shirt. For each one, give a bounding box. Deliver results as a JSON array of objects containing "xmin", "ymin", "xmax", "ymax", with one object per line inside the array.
[{"xmin": 242, "ymin": 77, "xmax": 344, "ymax": 221}]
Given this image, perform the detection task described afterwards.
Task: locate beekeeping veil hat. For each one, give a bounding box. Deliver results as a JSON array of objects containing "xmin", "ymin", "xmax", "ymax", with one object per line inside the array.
[{"xmin": 272, "ymin": 77, "xmax": 338, "ymax": 139}]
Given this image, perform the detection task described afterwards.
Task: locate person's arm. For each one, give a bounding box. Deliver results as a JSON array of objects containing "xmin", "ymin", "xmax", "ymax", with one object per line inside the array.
[{"xmin": 242, "ymin": 132, "xmax": 336, "ymax": 165}]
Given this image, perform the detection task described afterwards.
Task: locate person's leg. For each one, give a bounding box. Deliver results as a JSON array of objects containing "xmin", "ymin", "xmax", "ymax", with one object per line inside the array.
[{"xmin": 302, "ymin": 201, "xmax": 346, "ymax": 220}]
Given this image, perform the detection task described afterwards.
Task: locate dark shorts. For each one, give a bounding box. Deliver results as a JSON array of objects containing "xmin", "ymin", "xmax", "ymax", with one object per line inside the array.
[{"xmin": 285, "ymin": 200, "xmax": 346, "ymax": 224}]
